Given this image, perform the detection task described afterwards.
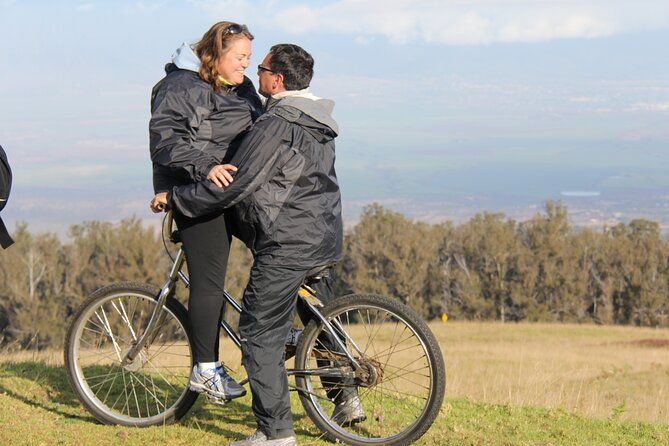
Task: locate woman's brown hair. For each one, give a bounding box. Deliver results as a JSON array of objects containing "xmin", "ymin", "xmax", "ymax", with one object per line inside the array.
[{"xmin": 195, "ymin": 21, "xmax": 253, "ymax": 92}]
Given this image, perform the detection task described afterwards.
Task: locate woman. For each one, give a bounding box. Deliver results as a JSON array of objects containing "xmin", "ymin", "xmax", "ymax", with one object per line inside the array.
[{"xmin": 149, "ymin": 21, "xmax": 262, "ymax": 403}]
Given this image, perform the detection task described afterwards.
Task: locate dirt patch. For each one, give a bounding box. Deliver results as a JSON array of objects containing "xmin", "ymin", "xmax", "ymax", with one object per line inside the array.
[{"xmin": 624, "ymin": 339, "xmax": 669, "ymax": 348}]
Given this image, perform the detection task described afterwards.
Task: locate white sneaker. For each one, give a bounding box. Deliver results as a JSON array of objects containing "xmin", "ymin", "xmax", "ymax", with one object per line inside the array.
[
  {"xmin": 229, "ymin": 429, "xmax": 297, "ymax": 446},
  {"xmin": 189, "ymin": 364, "xmax": 246, "ymax": 400}
]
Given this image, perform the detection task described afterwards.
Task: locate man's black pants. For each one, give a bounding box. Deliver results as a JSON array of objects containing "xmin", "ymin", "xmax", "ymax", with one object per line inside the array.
[{"xmin": 239, "ymin": 260, "xmax": 307, "ymax": 439}]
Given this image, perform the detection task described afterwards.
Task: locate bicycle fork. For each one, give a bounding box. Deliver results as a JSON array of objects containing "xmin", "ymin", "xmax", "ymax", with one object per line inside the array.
[{"xmin": 121, "ymin": 248, "xmax": 187, "ymax": 367}]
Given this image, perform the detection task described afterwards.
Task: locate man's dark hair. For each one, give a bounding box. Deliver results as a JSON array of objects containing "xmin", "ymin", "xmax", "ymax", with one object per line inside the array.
[{"xmin": 268, "ymin": 44, "xmax": 314, "ymax": 91}]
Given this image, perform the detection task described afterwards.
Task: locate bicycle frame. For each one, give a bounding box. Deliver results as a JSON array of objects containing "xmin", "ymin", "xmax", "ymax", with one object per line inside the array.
[{"xmin": 121, "ymin": 215, "xmax": 365, "ymax": 383}]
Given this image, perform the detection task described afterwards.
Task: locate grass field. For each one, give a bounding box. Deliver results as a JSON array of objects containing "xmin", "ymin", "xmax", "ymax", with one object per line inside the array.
[{"xmin": 1, "ymin": 321, "xmax": 669, "ymax": 445}]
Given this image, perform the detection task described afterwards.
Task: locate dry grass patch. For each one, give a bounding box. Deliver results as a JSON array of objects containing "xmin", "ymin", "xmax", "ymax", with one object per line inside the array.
[{"xmin": 437, "ymin": 321, "xmax": 669, "ymax": 423}]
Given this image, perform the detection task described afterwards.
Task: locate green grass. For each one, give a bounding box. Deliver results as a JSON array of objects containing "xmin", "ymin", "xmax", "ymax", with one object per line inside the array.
[{"xmin": 1, "ymin": 361, "xmax": 668, "ymax": 445}]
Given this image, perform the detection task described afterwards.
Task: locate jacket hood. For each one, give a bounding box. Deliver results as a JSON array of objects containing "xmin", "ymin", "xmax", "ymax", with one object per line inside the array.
[
  {"xmin": 268, "ymin": 92, "xmax": 339, "ymax": 142},
  {"xmin": 171, "ymin": 43, "xmax": 200, "ymax": 73}
]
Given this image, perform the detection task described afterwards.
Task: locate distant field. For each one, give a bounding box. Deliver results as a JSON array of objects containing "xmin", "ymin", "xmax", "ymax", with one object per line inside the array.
[
  {"xmin": 438, "ymin": 321, "xmax": 669, "ymax": 424},
  {"xmin": 1, "ymin": 322, "xmax": 669, "ymax": 445}
]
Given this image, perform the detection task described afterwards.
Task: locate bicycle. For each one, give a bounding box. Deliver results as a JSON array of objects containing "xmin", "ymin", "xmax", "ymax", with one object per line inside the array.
[{"xmin": 64, "ymin": 212, "xmax": 446, "ymax": 445}]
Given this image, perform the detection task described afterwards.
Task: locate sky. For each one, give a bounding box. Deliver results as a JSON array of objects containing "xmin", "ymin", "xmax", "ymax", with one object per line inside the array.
[{"xmin": 1, "ymin": 0, "xmax": 668, "ymax": 235}]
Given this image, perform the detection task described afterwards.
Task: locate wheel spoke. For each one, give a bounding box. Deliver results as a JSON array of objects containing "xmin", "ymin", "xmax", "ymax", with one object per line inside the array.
[
  {"xmin": 95, "ymin": 307, "xmax": 124, "ymax": 362},
  {"xmin": 111, "ymin": 298, "xmax": 139, "ymax": 342}
]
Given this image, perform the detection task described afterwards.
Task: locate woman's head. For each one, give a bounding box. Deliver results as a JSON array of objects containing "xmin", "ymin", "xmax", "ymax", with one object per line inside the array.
[{"xmin": 195, "ymin": 21, "xmax": 253, "ymax": 91}]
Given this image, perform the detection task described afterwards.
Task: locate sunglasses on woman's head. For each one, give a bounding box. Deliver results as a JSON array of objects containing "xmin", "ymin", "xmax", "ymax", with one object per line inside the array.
[{"xmin": 223, "ymin": 24, "xmax": 248, "ymax": 36}]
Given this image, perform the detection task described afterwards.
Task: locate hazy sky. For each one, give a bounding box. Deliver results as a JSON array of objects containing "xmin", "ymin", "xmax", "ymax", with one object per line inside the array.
[{"xmin": 1, "ymin": 0, "xmax": 668, "ymax": 234}]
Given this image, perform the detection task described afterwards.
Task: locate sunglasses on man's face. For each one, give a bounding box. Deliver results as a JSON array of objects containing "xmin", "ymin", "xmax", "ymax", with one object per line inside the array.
[
  {"xmin": 223, "ymin": 23, "xmax": 248, "ymax": 36},
  {"xmin": 257, "ymin": 65, "xmax": 276, "ymax": 74}
]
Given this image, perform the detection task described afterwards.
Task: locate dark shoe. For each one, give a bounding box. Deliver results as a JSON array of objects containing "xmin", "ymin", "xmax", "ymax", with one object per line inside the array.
[
  {"xmin": 331, "ymin": 395, "xmax": 366, "ymax": 426},
  {"xmin": 189, "ymin": 364, "xmax": 246, "ymax": 400},
  {"xmin": 229, "ymin": 429, "xmax": 297, "ymax": 446},
  {"xmin": 284, "ymin": 328, "xmax": 302, "ymax": 360}
]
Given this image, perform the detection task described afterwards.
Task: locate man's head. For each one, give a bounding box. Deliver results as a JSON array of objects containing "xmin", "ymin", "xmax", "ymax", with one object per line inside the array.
[{"xmin": 257, "ymin": 44, "xmax": 314, "ymax": 98}]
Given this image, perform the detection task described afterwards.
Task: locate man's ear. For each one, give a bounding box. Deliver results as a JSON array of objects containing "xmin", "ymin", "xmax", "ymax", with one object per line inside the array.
[{"xmin": 275, "ymin": 73, "xmax": 285, "ymax": 89}]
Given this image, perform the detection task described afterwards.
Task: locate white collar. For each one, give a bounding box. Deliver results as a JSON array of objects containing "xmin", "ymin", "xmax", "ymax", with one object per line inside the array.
[{"xmin": 271, "ymin": 88, "xmax": 321, "ymax": 101}]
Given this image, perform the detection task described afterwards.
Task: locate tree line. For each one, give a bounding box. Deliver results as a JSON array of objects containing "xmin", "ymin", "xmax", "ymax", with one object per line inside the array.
[{"xmin": 1, "ymin": 202, "xmax": 668, "ymax": 350}]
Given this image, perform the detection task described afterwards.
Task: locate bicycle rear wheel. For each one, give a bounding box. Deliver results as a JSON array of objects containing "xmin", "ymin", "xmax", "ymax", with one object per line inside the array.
[
  {"xmin": 64, "ymin": 282, "xmax": 197, "ymax": 426},
  {"xmin": 294, "ymin": 294, "xmax": 446, "ymax": 446}
]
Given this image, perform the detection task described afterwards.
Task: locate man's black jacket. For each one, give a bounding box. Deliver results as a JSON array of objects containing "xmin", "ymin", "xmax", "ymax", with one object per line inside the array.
[{"xmin": 169, "ymin": 94, "xmax": 343, "ymax": 269}]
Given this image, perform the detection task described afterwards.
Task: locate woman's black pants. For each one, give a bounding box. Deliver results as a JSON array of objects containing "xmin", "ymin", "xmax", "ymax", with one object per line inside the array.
[{"xmin": 173, "ymin": 211, "xmax": 231, "ymax": 363}]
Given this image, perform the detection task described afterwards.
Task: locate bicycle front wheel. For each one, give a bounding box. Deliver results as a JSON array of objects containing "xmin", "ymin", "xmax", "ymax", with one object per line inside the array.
[
  {"xmin": 64, "ymin": 282, "xmax": 197, "ymax": 427},
  {"xmin": 294, "ymin": 294, "xmax": 446, "ymax": 446}
]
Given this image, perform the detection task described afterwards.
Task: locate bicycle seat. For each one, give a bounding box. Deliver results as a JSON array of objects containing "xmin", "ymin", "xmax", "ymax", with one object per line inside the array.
[{"xmin": 305, "ymin": 264, "xmax": 335, "ymax": 285}]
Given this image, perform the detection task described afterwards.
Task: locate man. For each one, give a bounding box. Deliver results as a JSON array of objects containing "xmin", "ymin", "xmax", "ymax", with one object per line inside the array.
[{"xmin": 152, "ymin": 43, "xmax": 362, "ymax": 446}]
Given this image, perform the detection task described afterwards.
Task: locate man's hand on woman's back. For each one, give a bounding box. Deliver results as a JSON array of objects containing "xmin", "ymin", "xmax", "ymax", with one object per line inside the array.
[{"xmin": 207, "ymin": 164, "xmax": 238, "ymax": 188}]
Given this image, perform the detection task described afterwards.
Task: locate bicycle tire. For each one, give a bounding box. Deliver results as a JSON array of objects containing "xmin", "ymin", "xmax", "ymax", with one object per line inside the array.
[
  {"xmin": 294, "ymin": 293, "xmax": 446, "ymax": 446},
  {"xmin": 64, "ymin": 282, "xmax": 198, "ymax": 427}
]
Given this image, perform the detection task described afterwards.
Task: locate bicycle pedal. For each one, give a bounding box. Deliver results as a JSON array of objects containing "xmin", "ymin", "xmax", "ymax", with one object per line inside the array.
[{"xmin": 205, "ymin": 394, "xmax": 230, "ymax": 406}]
